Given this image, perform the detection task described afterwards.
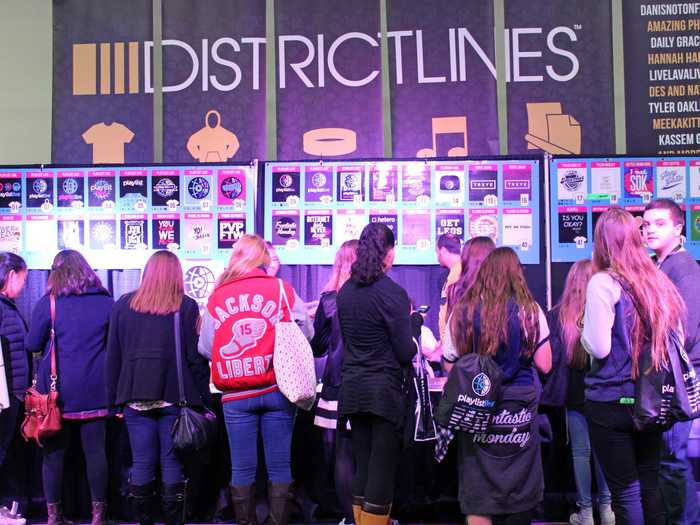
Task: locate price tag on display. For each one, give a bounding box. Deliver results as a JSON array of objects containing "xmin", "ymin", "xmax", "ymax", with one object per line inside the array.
[
  {"xmin": 135, "ymin": 200, "xmax": 147, "ymax": 212},
  {"xmin": 102, "ymin": 200, "xmax": 115, "ymax": 211},
  {"xmin": 610, "ymin": 193, "xmax": 618, "ymax": 204},
  {"xmin": 201, "ymin": 243, "xmax": 211, "ymax": 256},
  {"xmin": 451, "ymin": 195, "xmax": 462, "ymax": 206},
  {"xmin": 575, "ymin": 194, "xmax": 585, "ymax": 205},
  {"xmin": 200, "ymin": 199, "xmax": 212, "ymax": 211},
  {"xmin": 286, "ymin": 239, "xmax": 300, "ymax": 250},
  {"xmin": 520, "ymin": 240, "xmax": 530, "ymax": 251},
  {"xmin": 575, "ymin": 236, "xmax": 587, "ymax": 249},
  {"xmin": 642, "ymin": 192, "xmax": 651, "ymax": 204},
  {"xmin": 167, "ymin": 199, "xmax": 179, "ymax": 211},
  {"xmin": 8, "ymin": 201, "xmax": 21, "ymax": 213},
  {"xmin": 136, "ymin": 242, "xmax": 148, "ymax": 251},
  {"xmin": 674, "ymin": 193, "xmax": 683, "ymax": 203},
  {"xmin": 41, "ymin": 201, "xmax": 53, "ymax": 213},
  {"xmin": 321, "ymin": 238, "xmax": 330, "ymax": 248},
  {"xmin": 320, "ymin": 195, "xmax": 332, "ymax": 205},
  {"xmin": 286, "ymin": 196, "xmax": 299, "ymax": 208},
  {"xmin": 71, "ymin": 200, "xmax": 84, "ymax": 209},
  {"xmin": 353, "ymin": 194, "xmax": 362, "ymax": 207},
  {"xmin": 417, "ymin": 195, "xmax": 430, "ymax": 207},
  {"xmin": 167, "ymin": 242, "xmax": 180, "ymax": 252},
  {"xmin": 386, "ymin": 194, "xmax": 395, "ymax": 205},
  {"xmin": 520, "ymin": 194, "xmax": 529, "ymax": 207},
  {"xmin": 233, "ymin": 198, "xmax": 245, "ymax": 211},
  {"xmin": 416, "ymin": 239, "xmax": 430, "ymax": 251},
  {"xmin": 484, "ymin": 195, "xmax": 497, "ymax": 207}
]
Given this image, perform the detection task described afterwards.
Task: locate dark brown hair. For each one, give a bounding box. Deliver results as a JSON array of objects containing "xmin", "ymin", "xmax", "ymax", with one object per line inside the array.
[
  {"xmin": 644, "ymin": 198, "xmax": 684, "ymax": 227},
  {"xmin": 47, "ymin": 250, "xmax": 105, "ymax": 296},
  {"xmin": 450, "ymin": 247, "xmax": 539, "ymax": 358}
]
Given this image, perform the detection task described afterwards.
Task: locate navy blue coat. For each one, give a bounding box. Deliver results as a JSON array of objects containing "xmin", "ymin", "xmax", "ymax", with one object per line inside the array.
[
  {"xmin": 0, "ymin": 294, "xmax": 29, "ymax": 398},
  {"xmin": 25, "ymin": 288, "xmax": 114, "ymax": 415}
]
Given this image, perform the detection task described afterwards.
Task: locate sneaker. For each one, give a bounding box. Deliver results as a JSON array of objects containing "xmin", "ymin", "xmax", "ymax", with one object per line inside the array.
[
  {"xmin": 570, "ymin": 505, "xmax": 594, "ymax": 525},
  {"xmin": 0, "ymin": 502, "xmax": 26, "ymax": 525},
  {"xmin": 599, "ymin": 503, "xmax": 616, "ymax": 525}
]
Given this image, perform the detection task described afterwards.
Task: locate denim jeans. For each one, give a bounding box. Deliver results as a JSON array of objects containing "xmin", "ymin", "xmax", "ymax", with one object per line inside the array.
[
  {"xmin": 567, "ymin": 409, "xmax": 612, "ymax": 508},
  {"xmin": 585, "ymin": 401, "xmax": 665, "ymax": 525},
  {"xmin": 222, "ymin": 389, "xmax": 296, "ymax": 486},
  {"xmin": 659, "ymin": 420, "xmax": 700, "ymax": 525},
  {"xmin": 124, "ymin": 405, "xmax": 184, "ymax": 485},
  {"xmin": 42, "ymin": 418, "xmax": 108, "ymax": 503}
]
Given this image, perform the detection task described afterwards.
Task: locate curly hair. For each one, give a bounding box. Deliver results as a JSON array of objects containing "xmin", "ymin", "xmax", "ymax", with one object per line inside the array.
[{"xmin": 350, "ymin": 223, "xmax": 395, "ymax": 285}]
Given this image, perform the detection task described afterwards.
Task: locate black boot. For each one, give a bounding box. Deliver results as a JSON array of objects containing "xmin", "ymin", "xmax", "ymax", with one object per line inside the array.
[
  {"xmin": 162, "ymin": 481, "xmax": 187, "ymax": 525},
  {"xmin": 129, "ymin": 480, "xmax": 157, "ymax": 525},
  {"xmin": 46, "ymin": 502, "xmax": 74, "ymax": 525},
  {"xmin": 265, "ymin": 482, "xmax": 293, "ymax": 525},
  {"xmin": 230, "ymin": 484, "xmax": 257, "ymax": 525}
]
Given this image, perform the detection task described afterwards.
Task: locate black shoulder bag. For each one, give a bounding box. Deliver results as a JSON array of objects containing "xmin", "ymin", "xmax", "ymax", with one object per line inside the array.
[{"xmin": 171, "ymin": 311, "xmax": 218, "ymax": 451}]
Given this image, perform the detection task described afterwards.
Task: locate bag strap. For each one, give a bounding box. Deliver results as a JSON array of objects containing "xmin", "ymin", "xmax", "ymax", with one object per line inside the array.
[
  {"xmin": 173, "ymin": 310, "xmax": 187, "ymax": 406},
  {"xmin": 48, "ymin": 295, "xmax": 57, "ymax": 392},
  {"xmin": 277, "ymin": 279, "xmax": 292, "ymax": 322}
]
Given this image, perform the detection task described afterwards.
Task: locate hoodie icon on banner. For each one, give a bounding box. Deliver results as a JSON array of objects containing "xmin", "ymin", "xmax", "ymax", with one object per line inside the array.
[
  {"xmin": 82, "ymin": 122, "xmax": 134, "ymax": 164},
  {"xmin": 187, "ymin": 110, "xmax": 240, "ymax": 162},
  {"xmin": 524, "ymin": 103, "xmax": 581, "ymax": 155}
]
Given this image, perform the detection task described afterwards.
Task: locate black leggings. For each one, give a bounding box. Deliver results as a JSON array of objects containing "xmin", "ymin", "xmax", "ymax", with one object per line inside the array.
[
  {"xmin": 42, "ymin": 418, "xmax": 108, "ymax": 504},
  {"xmin": 322, "ymin": 426, "xmax": 355, "ymax": 523},
  {"xmin": 349, "ymin": 413, "xmax": 401, "ymax": 508}
]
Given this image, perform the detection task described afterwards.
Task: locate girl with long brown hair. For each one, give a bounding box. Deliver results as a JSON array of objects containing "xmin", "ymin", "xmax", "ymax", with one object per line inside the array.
[
  {"xmin": 106, "ymin": 250, "xmax": 210, "ymax": 525},
  {"xmin": 26, "ymin": 250, "xmax": 113, "ymax": 525},
  {"xmin": 311, "ymin": 239, "xmax": 358, "ymax": 525},
  {"xmin": 446, "ymin": 236, "xmax": 495, "ymax": 314},
  {"xmin": 443, "ymin": 247, "xmax": 551, "ymax": 525},
  {"xmin": 581, "ymin": 207, "xmax": 684, "ymax": 525},
  {"xmin": 547, "ymin": 260, "xmax": 614, "ymax": 525}
]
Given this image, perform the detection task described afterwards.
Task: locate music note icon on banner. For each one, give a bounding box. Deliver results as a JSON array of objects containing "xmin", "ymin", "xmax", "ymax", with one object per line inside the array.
[{"xmin": 417, "ymin": 117, "xmax": 468, "ymax": 158}]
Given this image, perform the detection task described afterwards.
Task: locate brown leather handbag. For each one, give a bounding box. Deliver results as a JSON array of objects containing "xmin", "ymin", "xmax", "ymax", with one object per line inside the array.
[{"xmin": 21, "ymin": 296, "xmax": 61, "ymax": 446}]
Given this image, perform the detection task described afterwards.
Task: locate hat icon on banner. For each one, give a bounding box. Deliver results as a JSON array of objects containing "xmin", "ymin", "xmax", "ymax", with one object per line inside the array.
[
  {"xmin": 524, "ymin": 103, "xmax": 581, "ymax": 155},
  {"xmin": 187, "ymin": 110, "xmax": 240, "ymax": 162}
]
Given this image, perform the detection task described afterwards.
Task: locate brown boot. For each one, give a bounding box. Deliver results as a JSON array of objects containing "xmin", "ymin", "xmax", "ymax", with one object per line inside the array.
[
  {"xmin": 230, "ymin": 484, "xmax": 258, "ymax": 525},
  {"xmin": 265, "ymin": 481, "xmax": 293, "ymax": 525},
  {"xmin": 46, "ymin": 502, "xmax": 74, "ymax": 525},
  {"xmin": 360, "ymin": 502, "xmax": 391, "ymax": 525},
  {"xmin": 352, "ymin": 496, "xmax": 364, "ymax": 525},
  {"xmin": 91, "ymin": 502, "xmax": 107, "ymax": 525}
]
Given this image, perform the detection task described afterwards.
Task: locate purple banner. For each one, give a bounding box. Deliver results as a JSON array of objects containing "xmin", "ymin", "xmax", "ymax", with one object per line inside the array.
[
  {"xmin": 623, "ymin": 0, "xmax": 700, "ymax": 155},
  {"xmin": 162, "ymin": 0, "xmax": 267, "ymax": 162},
  {"xmin": 52, "ymin": 0, "xmax": 153, "ymax": 163},
  {"xmin": 505, "ymin": 0, "xmax": 614, "ymax": 155},
  {"xmin": 274, "ymin": 0, "xmax": 383, "ymax": 160},
  {"xmin": 387, "ymin": 0, "xmax": 498, "ymax": 157}
]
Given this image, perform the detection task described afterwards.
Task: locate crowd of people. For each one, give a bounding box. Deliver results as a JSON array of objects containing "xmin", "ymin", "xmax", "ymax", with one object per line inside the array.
[{"xmin": 0, "ymin": 198, "xmax": 699, "ymax": 525}]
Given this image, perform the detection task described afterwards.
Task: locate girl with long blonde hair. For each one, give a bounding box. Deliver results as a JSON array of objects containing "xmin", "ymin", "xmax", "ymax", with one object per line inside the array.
[
  {"xmin": 199, "ymin": 234, "xmax": 312, "ymax": 525},
  {"xmin": 582, "ymin": 207, "xmax": 684, "ymax": 525},
  {"xmin": 547, "ymin": 260, "xmax": 614, "ymax": 525},
  {"xmin": 443, "ymin": 247, "xmax": 551, "ymax": 525},
  {"xmin": 311, "ymin": 239, "xmax": 359, "ymax": 524}
]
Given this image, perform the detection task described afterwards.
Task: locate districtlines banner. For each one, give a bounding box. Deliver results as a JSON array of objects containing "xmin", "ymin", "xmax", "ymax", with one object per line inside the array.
[
  {"xmin": 162, "ymin": 0, "xmax": 267, "ymax": 163},
  {"xmin": 274, "ymin": 0, "xmax": 383, "ymax": 160},
  {"xmin": 387, "ymin": 0, "xmax": 498, "ymax": 157},
  {"xmin": 505, "ymin": 0, "xmax": 615, "ymax": 156},
  {"xmin": 623, "ymin": 0, "xmax": 700, "ymax": 155},
  {"xmin": 52, "ymin": 0, "xmax": 153, "ymax": 164}
]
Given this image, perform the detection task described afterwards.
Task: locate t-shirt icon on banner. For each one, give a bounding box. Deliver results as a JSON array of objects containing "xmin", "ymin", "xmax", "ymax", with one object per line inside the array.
[{"xmin": 574, "ymin": 236, "xmax": 587, "ymax": 249}]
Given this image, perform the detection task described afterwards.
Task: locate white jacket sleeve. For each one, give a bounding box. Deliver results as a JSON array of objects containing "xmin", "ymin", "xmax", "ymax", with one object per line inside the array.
[{"xmin": 582, "ymin": 272, "xmax": 621, "ymax": 360}]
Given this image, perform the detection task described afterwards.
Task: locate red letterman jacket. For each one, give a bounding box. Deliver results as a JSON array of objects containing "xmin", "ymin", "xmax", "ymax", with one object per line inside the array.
[{"xmin": 206, "ymin": 269, "xmax": 295, "ymax": 402}]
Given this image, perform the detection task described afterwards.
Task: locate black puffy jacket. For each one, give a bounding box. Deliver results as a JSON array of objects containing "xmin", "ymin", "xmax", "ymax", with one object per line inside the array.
[{"xmin": 0, "ymin": 294, "xmax": 29, "ymax": 399}]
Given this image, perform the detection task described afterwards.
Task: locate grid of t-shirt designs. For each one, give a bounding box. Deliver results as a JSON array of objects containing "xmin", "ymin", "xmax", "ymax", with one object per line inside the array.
[
  {"xmin": 263, "ymin": 159, "xmax": 541, "ymax": 265},
  {"xmin": 0, "ymin": 165, "xmax": 256, "ymax": 269},
  {"xmin": 550, "ymin": 156, "xmax": 700, "ymax": 262}
]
